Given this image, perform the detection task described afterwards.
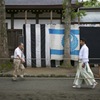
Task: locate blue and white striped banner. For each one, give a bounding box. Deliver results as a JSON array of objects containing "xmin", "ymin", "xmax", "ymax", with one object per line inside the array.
[
  {"xmin": 50, "ymin": 24, "xmax": 79, "ymax": 61},
  {"xmin": 49, "ymin": 25, "xmax": 64, "ymax": 60},
  {"xmin": 70, "ymin": 25, "xmax": 79, "ymax": 61}
]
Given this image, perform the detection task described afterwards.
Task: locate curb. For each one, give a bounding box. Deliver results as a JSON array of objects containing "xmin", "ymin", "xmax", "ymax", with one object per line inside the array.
[{"xmin": 0, "ymin": 73, "xmax": 75, "ymax": 78}]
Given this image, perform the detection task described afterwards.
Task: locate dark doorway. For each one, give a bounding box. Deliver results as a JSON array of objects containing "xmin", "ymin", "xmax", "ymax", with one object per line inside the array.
[
  {"xmin": 80, "ymin": 27, "xmax": 100, "ymax": 64},
  {"xmin": 7, "ymin": 29, "xmax": 22, "ymax": 56}
]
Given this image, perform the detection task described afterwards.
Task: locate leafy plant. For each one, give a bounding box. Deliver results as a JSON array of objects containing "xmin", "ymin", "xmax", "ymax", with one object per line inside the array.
[{"xmin": 0, "ymin": 61, "xmax": 13, "ymax": 73}]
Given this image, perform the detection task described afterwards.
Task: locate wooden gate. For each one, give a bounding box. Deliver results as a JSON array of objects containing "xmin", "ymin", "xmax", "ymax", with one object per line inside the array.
[{"xmin": 7, "ymin": 29, "xmax": 22, "ymax": 56}]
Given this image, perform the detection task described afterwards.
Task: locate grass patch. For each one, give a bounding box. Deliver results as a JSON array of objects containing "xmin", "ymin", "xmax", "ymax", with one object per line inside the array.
[{"xmin": 0, "ymin": 61, "xmax": 13, "ymax": 73}]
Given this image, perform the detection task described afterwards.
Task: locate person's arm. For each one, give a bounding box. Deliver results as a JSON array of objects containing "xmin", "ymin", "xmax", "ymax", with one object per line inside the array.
[
  {"xmin": 79, "ymin": 48, "xmax": 83, "ymax": 62},
  {"xmin": 82, "ymin": 47, "xmax": 88, "ymax": 68},
  {"xmin": 21, "ymin": 53, "xmax": 25, "ymax": 63},
  {"xmin": 82, "ymin": 63, "xmax": 85, "ymax": 68},
  {"xmin": 17, "ymin": 55, "xmax": 22, "ymax": 61},
  {"xmin": 79, "ymin": 47, "xmax": 85, "ymax": 68},
  {"xmin": 16, "ymin": 49, "xmax": 23, "ymax": 61}
]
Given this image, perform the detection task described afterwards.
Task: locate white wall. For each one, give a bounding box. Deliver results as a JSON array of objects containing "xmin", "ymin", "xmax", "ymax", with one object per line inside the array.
[
  {"xmin": 80, "ymin": 12, "xmax": 100, "ymax": 22},
  {"xmin": 39, "ymin": 19, "xmax": 60, "ymax": 24},
  {"xmin": 73, "ymin": 11, "xmax": 100, "ymax": 22},
  {"xmin": 6, "ymin": 19, "xmax": 60, "ymax": 29},
  {"xmin": 14, "ymin": 19, "xmax": 36, "ymax": 29},
  {"xmin": 6, "ymin": 11, "xmax": 61, "ymax": 29}
]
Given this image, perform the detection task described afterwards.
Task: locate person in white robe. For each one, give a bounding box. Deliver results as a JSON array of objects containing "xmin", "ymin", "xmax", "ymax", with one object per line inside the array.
[{"xmin": 73, "ymin": 38, "xmax": 98, "ymax": 88}]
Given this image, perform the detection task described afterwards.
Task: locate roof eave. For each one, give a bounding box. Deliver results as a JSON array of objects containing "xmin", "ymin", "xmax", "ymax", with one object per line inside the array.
[{"xmin": 6, "ymin": 4, "xmax": 82, "ymax": 9}]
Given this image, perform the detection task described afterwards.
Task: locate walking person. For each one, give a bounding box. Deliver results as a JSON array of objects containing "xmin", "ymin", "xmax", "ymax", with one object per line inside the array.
[
  {"xmin": 12, "ymin": 43, "xmax": 25, "ymax": 81},
  {"xmin": 73, "ymin": 38, "xmax": 98, "ymax": 88},
  {"xmin": 19, "ymin": 48, "xmax": 25, "ymax": 78}
]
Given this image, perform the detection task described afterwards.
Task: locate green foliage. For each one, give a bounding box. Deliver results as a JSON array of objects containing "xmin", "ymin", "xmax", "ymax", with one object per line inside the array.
[
  {"xmin": 0, "ymin": 61, "xmax": 13, "ymax": 72},
  {"xmin": 62, "ymin": 0, "xmax": 68, "ymax": 21},
  {"xmin": 62, "ymin": 0, "xmax": 86, "ymax": 22},
  {"xmin": 83, "ymin": 0, "xmax": 100, "ymax": 7},
  {"xmin": 62, "ymin": 0, "xmax": 72, "ymax": 23},
  {"xmin": 62, "ymin": 0, "xmax": 100, "ymax": 22},
  {"xmin": 71, "ymin": 8, "xmax": 86, "ymax": 19}
]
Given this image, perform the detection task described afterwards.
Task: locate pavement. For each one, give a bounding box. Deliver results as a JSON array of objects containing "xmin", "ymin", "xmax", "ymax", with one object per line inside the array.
[
  {"xmin": 1, "ymin": 66, "xmax": 100, "ymax": 78},
  {"xmin": 0, "ymin": 77, "xmax": 100, "ymax": 100},
  {"xmin": 0, "ymin": 67, "xmax": 99, "ymax": 100}
]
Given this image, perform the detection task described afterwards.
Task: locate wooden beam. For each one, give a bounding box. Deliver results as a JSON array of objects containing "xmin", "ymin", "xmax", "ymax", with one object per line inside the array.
[
  {"xmin": 36, "ymin": 13, "xmax": 39, "ymax": 24},
  {"xmin": 25, "ymin": 10, "xmax": 27, "ymax": 24},
  {"xmin": 11, "ymin": 13, "xmax": 14, "ymax": 29},
  {"xmin": 50, "ymin": 10, "xmax": 53, "ymax": 24}
]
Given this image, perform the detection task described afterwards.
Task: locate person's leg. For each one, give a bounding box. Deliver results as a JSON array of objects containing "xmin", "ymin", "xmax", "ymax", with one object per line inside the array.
[
  {"xmin": 19, "ymin": 64, "xmax": 25, "ymax": 78},
  {"xmin": 86, "ymin": 63, "xmax": 98, "ymax": 88},
  {"xmin": 81, "ymin": 63, "xmax": 98, "ymax": 88},
  {"xmin": 73, "ymin": 62, "xmax": 83, "ymax": 88},
  {"xmin": 81, "ymin": 68, "xmax": 93, "ymax": 85},
  {"xmin": 86, "ymin": 63, "xmax": 96, "ymax": 82},
  {"xmin": 12, "ymin": 59, "xmax": 20, "ymax": 80}
]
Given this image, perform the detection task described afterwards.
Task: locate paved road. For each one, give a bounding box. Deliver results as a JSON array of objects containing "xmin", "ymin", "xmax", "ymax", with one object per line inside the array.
[{"xmin": 0, "ymin": 77, "xmax": 100, "ymax": 100}]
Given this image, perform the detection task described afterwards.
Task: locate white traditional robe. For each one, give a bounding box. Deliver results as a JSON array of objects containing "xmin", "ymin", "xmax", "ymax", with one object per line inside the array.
[{"xmin": 73, "ymin": 44, "xmax": 96, "ymax": 86}]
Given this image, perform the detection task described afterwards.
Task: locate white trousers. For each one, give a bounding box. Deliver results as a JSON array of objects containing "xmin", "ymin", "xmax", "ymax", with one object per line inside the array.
[{"xmin": 73, "ymin": 62, "xmax": 96, "ymax": 86}]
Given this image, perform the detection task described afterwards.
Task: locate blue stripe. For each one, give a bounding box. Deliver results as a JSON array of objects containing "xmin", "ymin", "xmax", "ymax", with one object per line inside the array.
[
  {"xmin": 51, "ymin": 49, "xmax": 79, "ymax": 56},
  {"xmin": 70, "ymin": 30, "xmax": 79, "ymax": 35},
  {"xmin": 49, "ymin": 29, "xmax": 79, "ymax": 35},
  {"xmin": 70, "ymin": 50, "xmax": 79, "ymax": 55},
  {"xmin": 49, "ymin": 29, "xmax": 64, "ymax": 34},
  {"xmin": 50, "ymin": 49, "xmax": 64, "ymax": 55}
]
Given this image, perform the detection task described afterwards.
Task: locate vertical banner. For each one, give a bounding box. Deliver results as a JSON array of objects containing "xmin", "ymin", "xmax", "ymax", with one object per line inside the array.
[
  {"xmin": 50, "ymin": 24, "xmax": 79, "ymax": 61},
  {"xmin": 35, "ymin": 24, "xmax": 41, "ymax": 67},
  {"xmin": 70, "ymin": 25, "xmax": 79, "ymax": 61},
  {"xmin": 24, "ymin": 24, "xmax": 51, "ymax": 67},
  {"xmin": 25, "ymin": 24, "xmax": 32, "ymax": 66},
  {"xmin": 24, "ymin": 24, "xmax": 79, "ymax": 67},
  {"xmin": 45, "ymin": 24, "xmax": 51, "ymax": 67},
  {"xmin": 49, "ymin": 24, "xmax": 64, "ymax": 60}
]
